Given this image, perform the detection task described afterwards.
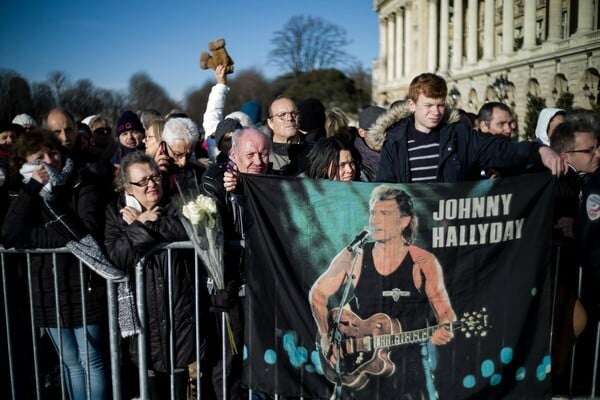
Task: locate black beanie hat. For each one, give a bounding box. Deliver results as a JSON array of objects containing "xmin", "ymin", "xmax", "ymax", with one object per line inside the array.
[
  {"xmin": 215, "ymin": 118, "xmax": 242, "ymax": 151},
  {"xmin": 115, "ymin": 111, "xmax": 144, "ymax": 137},
  {"xmin": 77, "ymin": 122, "xmax": 92, "ymax": 139},
  {"xmin": 0, "ymin": 120, "xmax": 13, "ymax": 134},
  {"xmin": 297, "ymin": 98, "xmax": 326, "ymax": 132}
]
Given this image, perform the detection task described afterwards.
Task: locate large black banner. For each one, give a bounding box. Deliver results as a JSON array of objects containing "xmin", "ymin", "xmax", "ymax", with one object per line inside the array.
[{"xmin": 241, "ymin": 173, "xmax": 554, "ymax": 399}]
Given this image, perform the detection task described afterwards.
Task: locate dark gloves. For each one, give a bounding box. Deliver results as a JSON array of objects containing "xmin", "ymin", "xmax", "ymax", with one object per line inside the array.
[{"xmin": 209, "ymin": 282, "xmax": 239, "ymax": 312}]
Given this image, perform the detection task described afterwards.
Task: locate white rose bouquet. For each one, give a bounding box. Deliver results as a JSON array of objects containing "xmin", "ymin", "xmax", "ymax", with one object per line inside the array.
[
  {"xmin": 178, "ymin": 186, "xmax": 237, "ymax": 354},
  {"xmin": 181, "ymin": 195, "xmax": 222, "ymax": 285}
]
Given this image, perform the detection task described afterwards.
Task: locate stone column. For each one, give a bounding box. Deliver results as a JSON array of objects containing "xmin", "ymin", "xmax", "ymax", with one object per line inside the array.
[
  {"xmin": 467, "ymin": 0, "xmax": 478, "ymax": 64},
  {"xmin": 396, "ymin": 10, "xmax": 404, "ymax": 78},
  {"xmin": 379, "ymin": 17, "xmax": 388, "ymax": 79},
  {"xmin": 452, "ymin": 0, "xmax": 464, "ymax": 70},
  {"xmin": 405, "ymin": 6, "xmax": 413, "ymax": 77},
  {"xmin": 523, "ymin": 0, "xmax": 537, "ymax": 49},
  {"xmin": 502, "ymin": 0, "xmax": 514, "ymax": 55},
  {"xmin": 428, "ymin": 0, "xmax": 439, "ymax": 72},
  {"xmin": 439, "ymin": 0, "xmax": 450, "ymax": 73},
  {"xmin": 576, "ymin": 0, "xmax": 594, "ymax": 35},
  {"xmin": 547, "ymin": 0, "xmax": 562, "ymax": 42},
  {"xmin": 387, "ymin": 14, "xmax": 396, "ymax": 80},
  {"xmin": 483, "ymin": 0, "xmax": 495, "ymax": 60}
]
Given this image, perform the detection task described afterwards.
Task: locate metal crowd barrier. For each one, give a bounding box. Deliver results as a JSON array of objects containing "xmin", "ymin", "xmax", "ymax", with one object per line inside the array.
[
  {"xmin": 0, "ymin": 242, "xmax": 221, "ymax": 400},
  {"xmin": 0, "ymin": 246, "xmax": 126, "ymax": 400},
  {"xmin": 134, "ymin": 241, "xmax": 203, "ymax": 400},
  {"xmin": 1, "ymin": 243, "xmax": 599, "ymax": 399}
]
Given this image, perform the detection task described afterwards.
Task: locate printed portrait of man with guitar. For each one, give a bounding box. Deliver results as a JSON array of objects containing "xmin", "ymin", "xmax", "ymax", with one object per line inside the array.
[{"xmin": 309, "ymin": 185, "xmax": 458, "ymax": 399}]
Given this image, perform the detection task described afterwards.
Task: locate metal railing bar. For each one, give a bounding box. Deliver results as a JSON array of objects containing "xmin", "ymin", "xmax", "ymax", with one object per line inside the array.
[
  {"xmin": 135, "ymin": 255, "xmax": 148, "ymax": 400},
  {"xmin": 25, "ymin": 253, "xmax": 42, "ymax": 400},
  {"xmin": 1, "ymin": 252, "xmax": 17, "ymax": 400},
  {"xmin": 107, "ymin": 280, "xmax": 121, "ymax": 400},
  {"xmin": 51, "ymin": 252, "xmax": 67, "ymax": 400},
  {"xmin": 168, "ymin": 247, "xmax": 176, "ymax": 400},
  {"xmin": 194, "ymin": 249, "xmax": 201, "ymax": 400},
  {"xmin": 79, "ymin": 260, "xmax": 92, "ymax": 400}
]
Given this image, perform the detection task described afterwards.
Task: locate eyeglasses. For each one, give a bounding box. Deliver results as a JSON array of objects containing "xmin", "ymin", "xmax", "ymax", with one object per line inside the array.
[
  {"xmin": 268, "ymin": 111, "xmax": 299, "ymax": 121},
  {"xmin": 93, "ymin": 127, "xmax": 111, "ymax": 135},
  {"xmin": 129, "ymin": 174, "xmax": 162, "ymax": 187},
  {"xmin": 167, "ymin": 143, "xmax": 192, "ymax": 160},
  {"xmin": 566, "ymin": 144, "xmax": 600, "ymax": 154}
]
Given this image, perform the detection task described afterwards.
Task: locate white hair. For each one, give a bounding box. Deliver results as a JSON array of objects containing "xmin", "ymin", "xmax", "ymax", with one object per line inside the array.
[
  {"xmin": 226, "ymin": 111, "xmax": 254, "ymax": 128},
  {"xmin": 162, "ymin": 117, "xmax": 199, "ymax": 146},
  {"xmin": 12, "ymin": 113, "xmax": 37, "ymax": 127},
  {"xmin": 231, "ymin": 128, "xmax": 271, "ymax": 152},
  {"xmin": 81, "ymin": 115, "xmax": 96, "ymax": 126}
]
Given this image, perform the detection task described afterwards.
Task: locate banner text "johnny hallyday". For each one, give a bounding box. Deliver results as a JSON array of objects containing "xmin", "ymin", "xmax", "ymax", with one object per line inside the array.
[{"xmin": 431, "ymin": 194, "xmax": 524, "ymax": 248}]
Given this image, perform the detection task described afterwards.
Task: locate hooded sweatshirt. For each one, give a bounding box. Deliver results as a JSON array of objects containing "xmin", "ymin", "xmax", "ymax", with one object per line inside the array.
[{"xmin": 535, "ymin": 108, "xmax": 565, "ymax": 146}]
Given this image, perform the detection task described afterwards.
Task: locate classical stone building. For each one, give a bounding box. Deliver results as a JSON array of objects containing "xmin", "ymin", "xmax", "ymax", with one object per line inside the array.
[{"xmin": 372, "ymin": 0, "xmax": 600, "ymax": 137}]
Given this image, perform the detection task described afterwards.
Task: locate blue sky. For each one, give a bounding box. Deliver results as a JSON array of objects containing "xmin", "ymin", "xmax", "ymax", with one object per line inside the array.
[{"xmin": 1, "ymin": 1, "xmax": 379, "ymax": 101}]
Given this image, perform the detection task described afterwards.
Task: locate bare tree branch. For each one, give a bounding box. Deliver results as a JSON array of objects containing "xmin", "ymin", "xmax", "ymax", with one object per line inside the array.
[{"xmin": 269, "ymin": 15, "xmax": 351, "ymax": 75}]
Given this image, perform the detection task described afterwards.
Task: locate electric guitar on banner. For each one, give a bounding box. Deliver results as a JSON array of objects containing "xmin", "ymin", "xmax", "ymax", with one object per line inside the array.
[{"xmin": 316, "ymin": 307, "xmax": 489, "ymax": 390}]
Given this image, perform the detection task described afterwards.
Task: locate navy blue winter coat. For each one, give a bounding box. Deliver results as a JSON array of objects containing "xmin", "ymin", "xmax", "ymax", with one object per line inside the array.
[{"xmin": 369, "ymin": 106, "xmax": 543, "ymax": 183}]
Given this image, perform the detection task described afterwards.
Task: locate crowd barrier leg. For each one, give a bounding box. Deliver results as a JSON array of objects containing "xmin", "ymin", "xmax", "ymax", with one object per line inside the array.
[
  {"xmin": 1, "ymin": 253, "xmax": 17, "ymax": 400},
  {"xmin": 593, "ymin": 320, "xmax": 600, "ymax": 397},
  {"xmin": 550, "ymin": 246, "xmax": 560, "ymax": 360},
  {"xmin": 167, "ymin": 248, "xmax": 176, "ymax": 400},
  {"xmin": 50, "ymin": 252, "xmax": 68, "ymax": 400},
  {"xmin": 107, "ymin": 280, "xmax": 122, "ymax": 400},
  {"xmin": 222, "ymin": 311, "xmax": 227, "ymax": 400},
  {"xmin": 193, "ymin": 253, "xmax": 201, "ymax": 400},
  {"xmin": 79, "ymin": 261, "xmax": 92, "ymax": 400},
  {"xmin": 569, "ymin": 265, "xmax": 584, "ymax": 394},
  {"xmin": 136, "ymin": 258, "xmax": 149, "ymax": 400},
  {"xmin": 26, "ymin": 255, "xmax": 43, "ymax": 400}
]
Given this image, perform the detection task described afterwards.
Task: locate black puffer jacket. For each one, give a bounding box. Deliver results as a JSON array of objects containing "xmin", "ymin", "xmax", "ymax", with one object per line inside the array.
[
  {"xmin": 2, "ymin": 167, "xmax": 106, "ymax": 327},
  {"xmin": 104, "ymin": 193, "xmax": 199, "ymax": 372}
]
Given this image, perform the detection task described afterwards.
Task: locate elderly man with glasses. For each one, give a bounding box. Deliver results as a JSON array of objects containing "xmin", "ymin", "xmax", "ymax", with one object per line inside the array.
[{"xmin": 155, "ymin": 116, "xmax": 206, "ymax": 195}]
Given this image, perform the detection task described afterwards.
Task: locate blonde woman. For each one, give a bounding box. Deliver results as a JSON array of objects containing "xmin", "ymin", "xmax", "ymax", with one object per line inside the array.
[{"xmin": 143, "ymin": 118, "xmax": 166, "ymax": 158}]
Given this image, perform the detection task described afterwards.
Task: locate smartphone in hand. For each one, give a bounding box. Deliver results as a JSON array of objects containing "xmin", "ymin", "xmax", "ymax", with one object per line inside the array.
[
  {"xmin": 226, "ymin": 158, "xmax": 235, "ymax": 173},
  {"xmin": 159, "ymin": 141, "xmax": 168, "ymax": 157},
  {"xmin": 154, "ymin": 141, "xmax": 171, "ymax": 172}
]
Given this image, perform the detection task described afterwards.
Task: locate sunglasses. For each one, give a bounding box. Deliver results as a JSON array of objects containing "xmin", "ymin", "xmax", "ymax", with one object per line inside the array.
[{"xmin": 93, "ymin": 127, "xmax": 111, "ymax": 135}]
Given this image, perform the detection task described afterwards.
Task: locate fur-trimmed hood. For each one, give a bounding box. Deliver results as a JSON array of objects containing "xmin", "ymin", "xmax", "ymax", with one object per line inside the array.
[{"xmin": 366, "ymin": 104, "xmax": 464, "ymax": 152}]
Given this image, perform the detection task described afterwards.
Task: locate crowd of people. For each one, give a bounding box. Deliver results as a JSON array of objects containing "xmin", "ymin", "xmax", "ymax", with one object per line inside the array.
[{"xmin": 0, "ymin": 69, "xmax": 599, "ymax": 399}]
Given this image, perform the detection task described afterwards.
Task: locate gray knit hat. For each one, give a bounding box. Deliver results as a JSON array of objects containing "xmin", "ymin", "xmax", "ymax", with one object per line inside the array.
[{"xmin": 359, "ymin": 106, "xmax": 386, "ymax": 130}]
